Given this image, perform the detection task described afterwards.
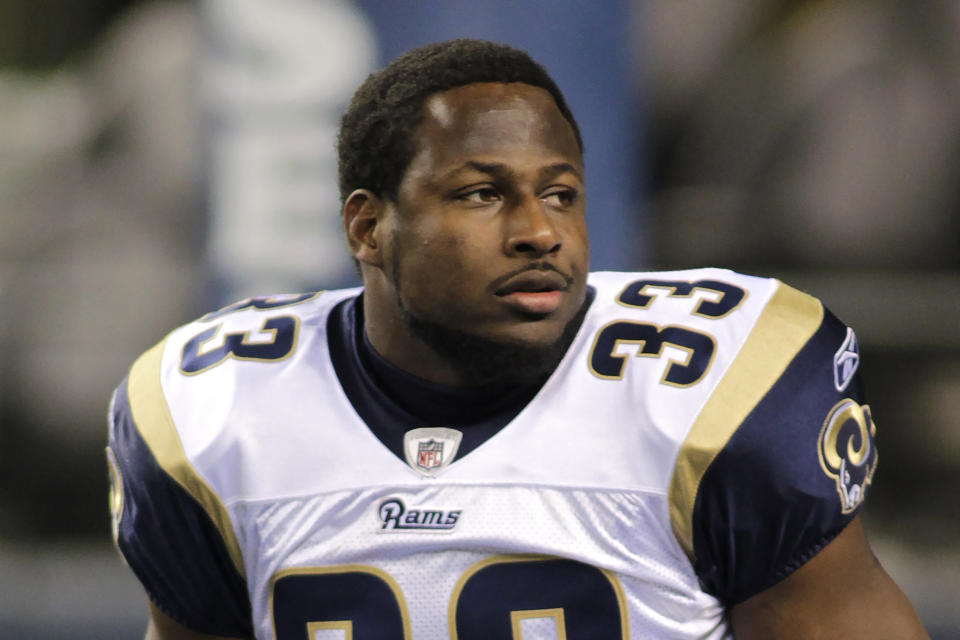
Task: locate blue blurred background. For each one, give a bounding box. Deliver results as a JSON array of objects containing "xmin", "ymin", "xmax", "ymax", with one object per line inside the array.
[{"xmin": 0, "ymin": 0, "xmax": 957, "ymax": 637}]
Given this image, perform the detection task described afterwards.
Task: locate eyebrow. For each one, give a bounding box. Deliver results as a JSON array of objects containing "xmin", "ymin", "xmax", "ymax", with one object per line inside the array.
[
  {"xmin": 441, "ymin": 160, "xmax": 583, "ymax": 184},
  {"xmin": 540, "ymin": 162, "xmax": 583, "ymax": 183}
]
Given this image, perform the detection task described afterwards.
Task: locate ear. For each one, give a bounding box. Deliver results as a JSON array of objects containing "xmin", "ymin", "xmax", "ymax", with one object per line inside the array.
[{"xmin": 343, "ymin": 189, "xmax": 386, "ymax": 268}]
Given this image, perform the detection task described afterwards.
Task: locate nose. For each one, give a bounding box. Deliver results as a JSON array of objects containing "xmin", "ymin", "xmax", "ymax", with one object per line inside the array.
[{"xmin": 504, "ymin": 196, "xmax": 562, "ymax": 257}]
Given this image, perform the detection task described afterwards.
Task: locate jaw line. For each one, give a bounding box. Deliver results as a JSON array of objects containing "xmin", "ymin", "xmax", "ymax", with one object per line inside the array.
[{"xmin": 395, "ymin": 289, "xmax": 591, "ymax": 385}]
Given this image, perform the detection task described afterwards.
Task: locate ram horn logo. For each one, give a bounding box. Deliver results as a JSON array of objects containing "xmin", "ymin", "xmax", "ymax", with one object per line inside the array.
[
  {"xmin": 106, "ymin": 446, "xmax": 125, "ymax": 544},
  {"xmin": 817, "ymin": 399, "xmax": 878, "ymax": 513}
]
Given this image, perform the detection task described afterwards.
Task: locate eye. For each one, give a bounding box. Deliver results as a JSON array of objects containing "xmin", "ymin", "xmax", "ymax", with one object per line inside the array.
[
  {"xmin": 541, "ymin": 188, "xmax": 578, "ymax": 208},
  {"xmin": 457, "ymin": 186, "xmax": 501, "ymax": 204}
]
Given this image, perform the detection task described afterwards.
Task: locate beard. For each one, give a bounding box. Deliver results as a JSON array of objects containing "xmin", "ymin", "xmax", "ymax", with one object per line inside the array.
[
  {"xmin": 396, "ymin": 292, "xmax": 590, "ymax": 386},
  {"xmin": 387, "ymin": 230, "xmax": 590, "ymax": 386}
]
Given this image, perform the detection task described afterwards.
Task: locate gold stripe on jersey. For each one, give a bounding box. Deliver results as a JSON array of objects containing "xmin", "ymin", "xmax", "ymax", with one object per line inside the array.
[
  {"xmin": 126, "ymin": 339, "xmax": 246, "ymax": 579},
  {"xmin": 668, "ymin": 281, "xmax": 824, "ymax": 561}
]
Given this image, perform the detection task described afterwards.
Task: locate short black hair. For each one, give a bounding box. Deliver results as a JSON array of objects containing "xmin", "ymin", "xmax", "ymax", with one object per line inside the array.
[{"xmin": 336, "ymin": 38, "xmax": 582, "ymax": 204}]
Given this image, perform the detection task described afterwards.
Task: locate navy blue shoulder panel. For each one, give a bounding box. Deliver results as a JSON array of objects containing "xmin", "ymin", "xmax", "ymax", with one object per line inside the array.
[
  {"xmin": 691, "ymin": 308, "xmax": 878, "ymax": 605},
  {"xmin": 107, "ymin": 378, "xmax": 253, "ymax": 637}
]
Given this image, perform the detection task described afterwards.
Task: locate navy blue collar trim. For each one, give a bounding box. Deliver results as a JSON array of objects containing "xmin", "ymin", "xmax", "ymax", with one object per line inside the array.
[{"xmin": 327, "ymin": 294, "xmax": 586, "ymax": 461}]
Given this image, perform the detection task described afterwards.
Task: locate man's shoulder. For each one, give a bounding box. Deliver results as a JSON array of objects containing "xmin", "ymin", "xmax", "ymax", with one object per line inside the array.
[
  {"xmin": 585, "ymin": 267, "xmax": 777, "ymax": 315},
  {"xmin": 117, "ymin": 288, "xmax": 360, "ymax": 455},
  {"xmin": 585, "ymin": 268, "xmax": 823, "ymax": 331},
  {"xmin": 142, "ymin": 287, "xmax": 360, "ymax": 380},
  {"xmin": 623, "ymin": 270, "xmax": 873, "ymax": 604},
  {"xmin": 587, "ymin": 266, "xmax": 770, "ymax": 287},
  {"xmin": 109, "ymin": 287, "xmax": 366, "ymax": 506}
]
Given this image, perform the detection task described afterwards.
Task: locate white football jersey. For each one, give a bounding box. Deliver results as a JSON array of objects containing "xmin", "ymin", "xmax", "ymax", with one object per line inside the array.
[{"xmin": 107, "ymin": 268, "xmax": 876, "ymax": 639}]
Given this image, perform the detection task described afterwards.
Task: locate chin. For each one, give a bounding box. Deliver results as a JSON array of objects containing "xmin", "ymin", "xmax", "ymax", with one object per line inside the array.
[
  {"xmin": 483, "ymin": 318, "xmax": 569, "ymax": 348},
  {"xmin": 401, "ymin": 302, "xmax": 588, "ymax": 384}
]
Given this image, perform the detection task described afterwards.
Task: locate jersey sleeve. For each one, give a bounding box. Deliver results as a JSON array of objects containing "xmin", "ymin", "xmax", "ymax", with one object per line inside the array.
[
  {"xmin": 107, "ymin": 367, "xmax": 253, "ymax": 636},
  {"xmin": 678, "ymin": 285, "xmax": 878, "ymax": 605}
]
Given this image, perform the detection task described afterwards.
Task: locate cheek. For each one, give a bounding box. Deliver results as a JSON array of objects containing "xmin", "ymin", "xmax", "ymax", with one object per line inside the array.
[
  {"xmin": 571, "ymin": 220, "xmax": 590, "ymax": 255},
  {"xmin": 392, "ymin": 229, "xmax": 474, "ymax": 294},
  {"xmin": 422, "ymin": 243, "xmax": 479, "ymax": 293},
  {"xmin": 407, "ymin": 221, "xmax": 479, "ymax": 268}
]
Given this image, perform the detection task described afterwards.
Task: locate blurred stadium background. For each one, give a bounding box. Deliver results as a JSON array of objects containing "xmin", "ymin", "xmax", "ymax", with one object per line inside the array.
[{"xmin": 0, "ymin": 0, "xmax": 957, "ymax": 637}]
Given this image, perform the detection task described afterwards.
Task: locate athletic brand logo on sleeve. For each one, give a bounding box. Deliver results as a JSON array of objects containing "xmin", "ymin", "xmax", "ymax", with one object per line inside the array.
[
  {"xmin": 833, "ymin": 327, "xmax": 860, "ymax": 392},
  {"xmin": 377, "ymin": 498, "xmax": 461, "ymax": 532},
  {"xmin": 817, "ymin": 399, "xmax": 878, "ymax": 513}
]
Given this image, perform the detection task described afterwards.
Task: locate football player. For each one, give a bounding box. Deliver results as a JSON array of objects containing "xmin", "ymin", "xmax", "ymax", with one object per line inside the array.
[{"xmin": 108, "ymin": 39, "xmax": 928, "ymax": 639}]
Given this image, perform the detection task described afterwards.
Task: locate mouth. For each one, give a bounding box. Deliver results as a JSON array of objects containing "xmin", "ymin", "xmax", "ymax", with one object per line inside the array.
[{"xmin": 492, "ymin": 268, "xmax": 572, "ymax": 316}]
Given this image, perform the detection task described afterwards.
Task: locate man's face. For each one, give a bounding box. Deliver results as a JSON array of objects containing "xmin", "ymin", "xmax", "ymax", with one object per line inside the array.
[{"xmin": 380, "ymin": 82, "xmax": 589, "ymax": 352}]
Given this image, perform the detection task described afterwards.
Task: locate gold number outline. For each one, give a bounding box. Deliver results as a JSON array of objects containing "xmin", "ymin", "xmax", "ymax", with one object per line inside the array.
[{"xmin": 616, "ymin": 279, "xmax": 747, "ymax": 319}]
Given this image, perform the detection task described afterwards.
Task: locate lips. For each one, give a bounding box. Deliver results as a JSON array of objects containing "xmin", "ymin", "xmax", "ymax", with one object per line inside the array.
[
  {"xmin": 494, "ymin": 270, "xmax": 570, "ymax": 296},
  {"xmin": 493, "ymin": 269, "xmax": 571, "ymax": 315}
]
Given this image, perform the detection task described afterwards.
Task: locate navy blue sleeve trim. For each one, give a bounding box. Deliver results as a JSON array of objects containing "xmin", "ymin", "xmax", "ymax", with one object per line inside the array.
[
  {"xmin": 691, "ymin": 308, "xmax": 877, "ymax": 605},
  {"xmin": 108, "ymin": 378, "xmax": 253, "ymax": 637}
]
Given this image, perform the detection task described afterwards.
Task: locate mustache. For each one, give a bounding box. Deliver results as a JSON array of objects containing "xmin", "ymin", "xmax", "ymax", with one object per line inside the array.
[{"xmin": 488, "ymin": 262, "xmax": 575, "ymax": 292}]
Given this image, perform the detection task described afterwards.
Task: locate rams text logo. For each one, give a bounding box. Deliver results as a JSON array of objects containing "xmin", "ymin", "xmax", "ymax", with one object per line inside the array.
[{"xmin": 377, "ymin": 498, "xmax": 461, "ymax": 532}]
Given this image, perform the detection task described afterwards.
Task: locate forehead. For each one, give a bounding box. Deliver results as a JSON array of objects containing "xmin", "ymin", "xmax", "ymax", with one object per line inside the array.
[{"xmin": 410, "ymin": 82, "xmax": 581, "ymax": 169}]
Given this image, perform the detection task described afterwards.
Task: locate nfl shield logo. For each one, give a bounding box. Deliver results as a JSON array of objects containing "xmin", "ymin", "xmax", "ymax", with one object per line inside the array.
[
  {"xmin": 403, "ymin": 427, "xmax": 462, "ymax": 476},
  {"xmin": 417, "ymin": 439, "xmax": 444, "ymax": 471}
]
